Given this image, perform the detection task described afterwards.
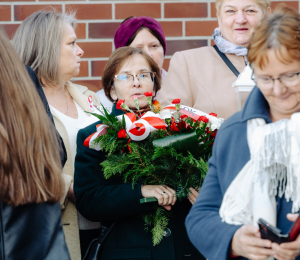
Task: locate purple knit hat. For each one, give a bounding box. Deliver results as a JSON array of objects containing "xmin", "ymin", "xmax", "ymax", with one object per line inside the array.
[{"xmin": 114, "ymin": 16, "xmax": 167, "ymax": 55}]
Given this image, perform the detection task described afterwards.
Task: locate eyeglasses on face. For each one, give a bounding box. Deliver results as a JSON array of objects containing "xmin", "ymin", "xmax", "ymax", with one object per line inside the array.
[
  {"xmin": 251, "ymin": 70, "xmax": 300, "ymax": 89},
  {"xmin": 113, "ymin": 72, "xmax": 155, "ymax": 87}
]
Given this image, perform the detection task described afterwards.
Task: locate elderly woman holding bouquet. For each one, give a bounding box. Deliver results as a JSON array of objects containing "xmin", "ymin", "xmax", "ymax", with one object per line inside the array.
[
  {"xmin": 186, "ymin": 5, "xmax": 300, "ymax": 260},
  {"xmin": 74, "ymin": 46, "xmax": 206, "ymax": 260}
]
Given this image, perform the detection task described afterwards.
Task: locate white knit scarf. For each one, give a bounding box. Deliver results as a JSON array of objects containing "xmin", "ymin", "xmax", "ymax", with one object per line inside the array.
[
  {"xmin": 219, "ymin": 113, "xmax": 300, "ymax": 260},
  {"xmin": 213, "ymin": 27, "xmax": 248, "ymax": 64}
]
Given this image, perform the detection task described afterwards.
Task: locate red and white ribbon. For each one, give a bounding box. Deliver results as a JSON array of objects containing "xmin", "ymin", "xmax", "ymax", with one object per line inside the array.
[
  {"xmin": 83, "ymin": 124, "xmax": 108, "ymax": 150},
  {"xmin": 127, "ymin": 112, "xmax": 167, "ymax": 141}
]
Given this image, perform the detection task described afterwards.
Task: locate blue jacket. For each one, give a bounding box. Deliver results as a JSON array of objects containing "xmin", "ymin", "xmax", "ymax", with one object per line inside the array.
[{"xmin": 185, "ymin": 87, "xmax": 300, "ymax": 260}]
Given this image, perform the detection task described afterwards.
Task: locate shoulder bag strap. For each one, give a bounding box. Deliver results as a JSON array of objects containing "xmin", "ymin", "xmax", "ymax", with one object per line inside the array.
[
  {"xmin": 98, "ymin": 221, "xmax": 116, "ymax": 244},
  {"xmin": 213, "ymin": 45, "xmax": 240, "ymax": 77}
]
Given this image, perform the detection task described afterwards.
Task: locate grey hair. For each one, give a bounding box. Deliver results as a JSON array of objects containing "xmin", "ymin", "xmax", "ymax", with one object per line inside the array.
[{"xmin": 12, "ymin": 10, "xmax": 76, "ymax": 86}]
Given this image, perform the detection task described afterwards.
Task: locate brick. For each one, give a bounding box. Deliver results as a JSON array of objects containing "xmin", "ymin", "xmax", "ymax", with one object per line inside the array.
[
  {"xmin": 14, "ymin": 5, "xmax": 62, "ymax": 21},
  {"xmin": 165, "ymin": 3, "xmax": 207, "ymax": 18},
  {"xmin": 91, "ymin": 60, "xmax": 107, "ymax": 77},
  {"xmin": 89, "ymin": 23, "xmax": 119, "ymax": 39},
  {"xmin": 0, "ymin": 6, "xmax": 10, "ymax": 21},
  {"xmin": 211, "ymin": 39, "xmax": 215, "ymax": 46},
  {"xmin": 71, "ymin": 79, "xmax": 101, "ymax": 93},
  {"xmin": 76, "ymin": 61, "xmax": 88, "ymax": 77},
  {"xmin": 0, "ymin": 0, "xmax": 33, "ymax": 2},
  {"xmin": 166, "ymin": 40, "xmax": 207, "ymax": 56},
  {"xmin": 211, "ymin": 3, "xmax": 217, "ymax": 18},
  {"xmin": 115, "ymin": 3, "xmax": 161, "ymax": 19},
  {"xmin": 77, "ymin": 42, "xmax": 112, "ymax": 58},
  {"xmin": 271, "ymin": 1, "xmax": 298, "ymax": 10},
  {"xmin": 66, "ymin": 4, "xmax": 111, "ymax": 20},
  {"xmin": 186, "ymin": 21, "xmax": 218, "ymax": 37},
  {"xmin": 160, "ymin": 21, "xmax": 182, "ymax": 37},
  {"xmin": 0, "ymin": 24, "xmax": 19, "ymax": 39},
  {"xmin": 76, "ymin": 23, "xmax": 86, "ymax": 39},
  {"xmin": 40, "ymin": 0, "xmax": 80, "ymax": 2},
  {"xmin": 162, "ymin": 58, "xmax": 170, "ymax": 72}
]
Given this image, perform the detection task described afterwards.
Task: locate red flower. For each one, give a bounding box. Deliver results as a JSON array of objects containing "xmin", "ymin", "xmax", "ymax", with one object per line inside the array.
[
  {"xmin": 118, "ymin": 129, "xmax": 127, "ymax": 138},
  {"xmin": 180, "ymin": 115, "xmax": 188, "ymax": 120},
  {"xmin": 170, "ymin": 117, "xmax": 179, "ymax": 132},
  {"xmin": 209, "ymin": 112, "xmax": 217, "ymax": 117},
  {"xmin": 210, "ymin": 130, "xmax": 217, "ymax": 138},
  {"xmin": 116, "ymin": 99, "xmax": 125, "ymax": 110},
  {"xmin": 199, "ymin": 116, "xmax": 209, "ymax": 123},
  {"xmin": 144, "ymin": 92, "xmax": 153, "ymax": 97},
  {"xmin": 172, "ymin": 99, "xmax": 181, "ymax": 104}
]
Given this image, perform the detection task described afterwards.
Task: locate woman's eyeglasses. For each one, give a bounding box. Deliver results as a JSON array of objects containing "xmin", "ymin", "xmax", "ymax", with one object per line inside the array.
[
  {"xmin": 252, "ymin": 70, "xmax": 300, "ymax": 89},
  {"xmin": 114, "ymin": 72, "xmax": 155, "ymax": 87}
]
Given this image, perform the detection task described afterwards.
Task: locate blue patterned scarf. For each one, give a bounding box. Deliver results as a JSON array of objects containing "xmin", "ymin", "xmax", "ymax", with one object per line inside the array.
[{"xmin": 213, "ymin": 28, "xmax": 248, "ymax": 62}]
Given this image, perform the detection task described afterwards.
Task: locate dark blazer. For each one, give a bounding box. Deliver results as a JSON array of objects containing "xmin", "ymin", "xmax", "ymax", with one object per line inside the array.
[
  {"xmin": 0, "ymin": 203, "xmax": 71, "ymax": 260},
  {"xmin": 25, "ymin": 65, "xmax": 67, "ymax": 167},
  {"xmin": 185, "ymin": 87, "xmax": 300, "ymax": 260},
  {"xmin": 74, "ymin": 105, "xmax": 205, "ymax": 260}
]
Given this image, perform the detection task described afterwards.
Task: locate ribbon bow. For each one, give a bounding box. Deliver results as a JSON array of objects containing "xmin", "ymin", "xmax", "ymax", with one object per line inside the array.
[
  {"xmin": 84, "ymin": 111, "xmax": 167, "ymax": 149},
  {"xmin": 123, "ymin": 111, "xmax": 167, "ymax": 141}
]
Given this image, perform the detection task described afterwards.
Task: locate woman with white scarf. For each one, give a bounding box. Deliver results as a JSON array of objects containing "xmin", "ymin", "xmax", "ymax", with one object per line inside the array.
[
  {"xmin": 186, "ymin": 5, "xmax": 300, "ymax": 260},
  {"xmin": 158, "ymin": 0, "xmax": 271, "ymax": 120}
]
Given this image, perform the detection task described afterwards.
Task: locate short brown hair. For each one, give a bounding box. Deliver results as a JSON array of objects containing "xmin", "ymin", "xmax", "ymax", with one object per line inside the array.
[
  {"xmin": 0, "ymin": 27, "xmax": 64, "ymax": 206},
  {"xmin": 248, "ymin": 4, "xmax": 300, "ymax": 69},
  {"xmin": 102, "ymin": 46, "xmax": 161, "ymax": 102},
  {"xmin": 215, "ymin": 0, "xmax": 271, "ymax": 15}
]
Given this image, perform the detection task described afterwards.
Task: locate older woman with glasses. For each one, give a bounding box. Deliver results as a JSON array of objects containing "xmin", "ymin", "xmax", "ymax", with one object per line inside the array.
[
  {"xmin": 186, "ymin": 5, "xmax": 300, "ymax": 260},
  {"xmin": 74, "ymin": 47, "xmax": 205, "ymax": 260}
]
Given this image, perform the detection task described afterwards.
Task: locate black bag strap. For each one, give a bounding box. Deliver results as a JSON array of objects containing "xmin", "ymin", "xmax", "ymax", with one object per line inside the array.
[
  {"xmin": 82, "ymin": 222, "xmax": 117, "ymax": 260},
  {"xmin": 213, "ymin": 45, "xmax": 240, "ymax": 77},
  {"xmin": 98, "ymin": 222, "xmax": 116, "ymax": 244}
]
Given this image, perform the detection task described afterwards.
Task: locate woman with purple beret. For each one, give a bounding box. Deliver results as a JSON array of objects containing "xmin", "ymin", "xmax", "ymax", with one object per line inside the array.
[{"xmin": 96, "ymin": 16, "xmax": 167, "ymax": 113}]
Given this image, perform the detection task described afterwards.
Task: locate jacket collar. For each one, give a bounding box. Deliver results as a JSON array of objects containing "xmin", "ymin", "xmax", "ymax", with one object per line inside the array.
[
  {"xmin": 65, "ymin": 81, "xmax": 92, "ymax": 112},
  {"xmin": 240, "ymin": 86, "xmax": 272, "ymax": 123}
]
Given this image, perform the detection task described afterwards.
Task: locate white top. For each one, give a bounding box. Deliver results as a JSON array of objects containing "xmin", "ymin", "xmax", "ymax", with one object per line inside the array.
[
  {"xmin": 50, "ymin": 101, "xmax": 89, "ymax": 165},
  {"xmin": 50, "ymin": 101, "xmax": 101, "ymax": 230}
]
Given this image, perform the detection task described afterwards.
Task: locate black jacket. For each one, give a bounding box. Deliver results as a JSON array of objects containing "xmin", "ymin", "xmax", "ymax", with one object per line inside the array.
[
  {"xmin": 0, "ymin": 203, "xmax": 71, "ymax": 260},
  {"xmin": 74, "ymin": 105, "xmax": 205, "ymax": 260},
  {"xmin": 25, "ymin": 65, "xmax": 67, "ymax": 167}
]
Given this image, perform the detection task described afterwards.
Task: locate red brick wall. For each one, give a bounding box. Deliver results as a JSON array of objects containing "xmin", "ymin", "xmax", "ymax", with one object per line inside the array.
[{"xmin": 1, "ymin": 0, "xmax": 299, "ymax": 92}]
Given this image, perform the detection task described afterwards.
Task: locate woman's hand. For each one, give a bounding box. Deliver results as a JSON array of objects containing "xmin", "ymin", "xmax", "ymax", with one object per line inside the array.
[
  {"xmin": 188, "ymin": 187, "xmax": 199, "ymax": 205},
  {"xmin": 141, "ymin": 185, "xmax": 176, "ymax": 210},
  {"xmin": 231, "ymin": 225, "xmax": 273, "ymax": 260},
  {"xmin": 272, "ymin": 214, "xmax": 300, "ymax": 260},
  {"xmin": 67, "ymin": 182, "xmax": 76, "ymax": 203}
]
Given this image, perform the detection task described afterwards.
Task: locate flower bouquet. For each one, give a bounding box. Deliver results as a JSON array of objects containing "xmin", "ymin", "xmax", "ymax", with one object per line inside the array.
[{"xmin": 84, "ymin": 92, "xmax": 224, "ymax": 245}]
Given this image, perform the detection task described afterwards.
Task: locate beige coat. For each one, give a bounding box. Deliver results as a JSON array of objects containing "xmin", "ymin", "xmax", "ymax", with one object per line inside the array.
[
  {"xmin": 50, "ymin": 81, "xmax": 100, "ymax": 260},
  {"xmin": 158, "ymin": 46, "xmax": 248, "ymax": 119}
]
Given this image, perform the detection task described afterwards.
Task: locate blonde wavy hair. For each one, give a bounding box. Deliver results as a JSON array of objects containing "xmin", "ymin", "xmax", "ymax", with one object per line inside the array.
[
  {"xmin": 0, "ymin": 27, "xmax": 64, "ymax": 206},
  {"xmin": 12, "ymin": 10, "xmax": 76, "ymax": 86}
]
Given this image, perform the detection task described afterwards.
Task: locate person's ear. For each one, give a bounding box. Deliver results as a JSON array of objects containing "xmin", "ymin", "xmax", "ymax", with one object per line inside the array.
[
  {"xmin": 266, "ymin": 7, "xmax": 271, "ymax": 15},
  {"xmin": 110, "ymin": 84, "xmax": 118, "ymax": 101}
]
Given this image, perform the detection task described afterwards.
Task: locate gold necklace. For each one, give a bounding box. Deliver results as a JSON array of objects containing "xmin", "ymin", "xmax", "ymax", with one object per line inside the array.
[{"xmin": 64, "ymin": 88, "xmax": 69, "ymax": 116}]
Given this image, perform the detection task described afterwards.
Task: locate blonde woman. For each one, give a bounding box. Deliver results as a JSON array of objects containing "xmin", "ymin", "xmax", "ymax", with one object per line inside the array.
[
  {"xmin": 0, "ymin": 27, "xmax": 70, "ymax": 260},
  {"xmin": 12, "ymin": 11, "xmax": 100, "ymax": 260},
  {"xmin": 159, "ymin": 0, "xmax": 271, "ymax": 120}
]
